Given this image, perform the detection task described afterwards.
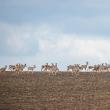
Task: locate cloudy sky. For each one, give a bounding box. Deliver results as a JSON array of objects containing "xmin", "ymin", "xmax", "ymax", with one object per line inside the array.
[{"xmin": 0, "ymin": 0, "xmax": 110, "ymax": 70}]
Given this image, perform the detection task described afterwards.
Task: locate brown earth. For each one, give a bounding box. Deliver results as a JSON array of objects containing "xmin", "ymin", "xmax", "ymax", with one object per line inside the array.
[{"xmin": 0, "ymin": 71, "xmax": 110, "ymax": 110}]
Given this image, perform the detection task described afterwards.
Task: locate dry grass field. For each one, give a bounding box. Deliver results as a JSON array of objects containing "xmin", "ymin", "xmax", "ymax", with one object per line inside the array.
[{"xmin": 0, "ymin": 71, "xmax": 110, "ymax": 110}]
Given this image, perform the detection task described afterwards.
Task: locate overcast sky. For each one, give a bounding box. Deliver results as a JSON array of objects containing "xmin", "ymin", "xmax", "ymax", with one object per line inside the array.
[{"xmin": 0, "ymin": 0, "xmax": 110, "ymax": 70}]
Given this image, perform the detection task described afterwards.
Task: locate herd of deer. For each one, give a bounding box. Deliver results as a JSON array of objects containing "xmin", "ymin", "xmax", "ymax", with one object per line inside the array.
[{"xmin": 0, "ymin": 62, "xmax": 110, "ymax": 75}]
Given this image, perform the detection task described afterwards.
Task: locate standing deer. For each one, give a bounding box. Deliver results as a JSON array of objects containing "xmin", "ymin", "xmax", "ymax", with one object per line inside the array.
[
  {"xmin": 0, "ymin": 65, "xmax": 7, "ymax": 73},
  {"xmin": 28, "ymin": 65, "xmax": 36, "ymax": 73}
]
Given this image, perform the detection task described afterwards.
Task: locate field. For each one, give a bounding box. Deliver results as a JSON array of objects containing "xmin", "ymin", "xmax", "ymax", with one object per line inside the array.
[{"xmin": 0, "ymin": 71, "xmax": 110, "ymax": 110}]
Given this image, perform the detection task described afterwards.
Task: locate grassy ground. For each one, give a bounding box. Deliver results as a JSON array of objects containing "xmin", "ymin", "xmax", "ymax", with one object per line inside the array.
[{"xmin": 0, "ymin": 71, "xmax": 110, "ymax": 110}]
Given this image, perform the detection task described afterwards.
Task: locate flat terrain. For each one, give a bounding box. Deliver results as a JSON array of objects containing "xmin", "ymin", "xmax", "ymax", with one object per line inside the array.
[{"xmin": 0, "ymin": 71, "xmax": 110, "ymax": 110}]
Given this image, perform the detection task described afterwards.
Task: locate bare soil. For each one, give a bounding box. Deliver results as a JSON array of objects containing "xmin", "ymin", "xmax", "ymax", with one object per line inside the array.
[{"xmin": 0, "ymin": 71, "xmax": 110, "ymax": 110}]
